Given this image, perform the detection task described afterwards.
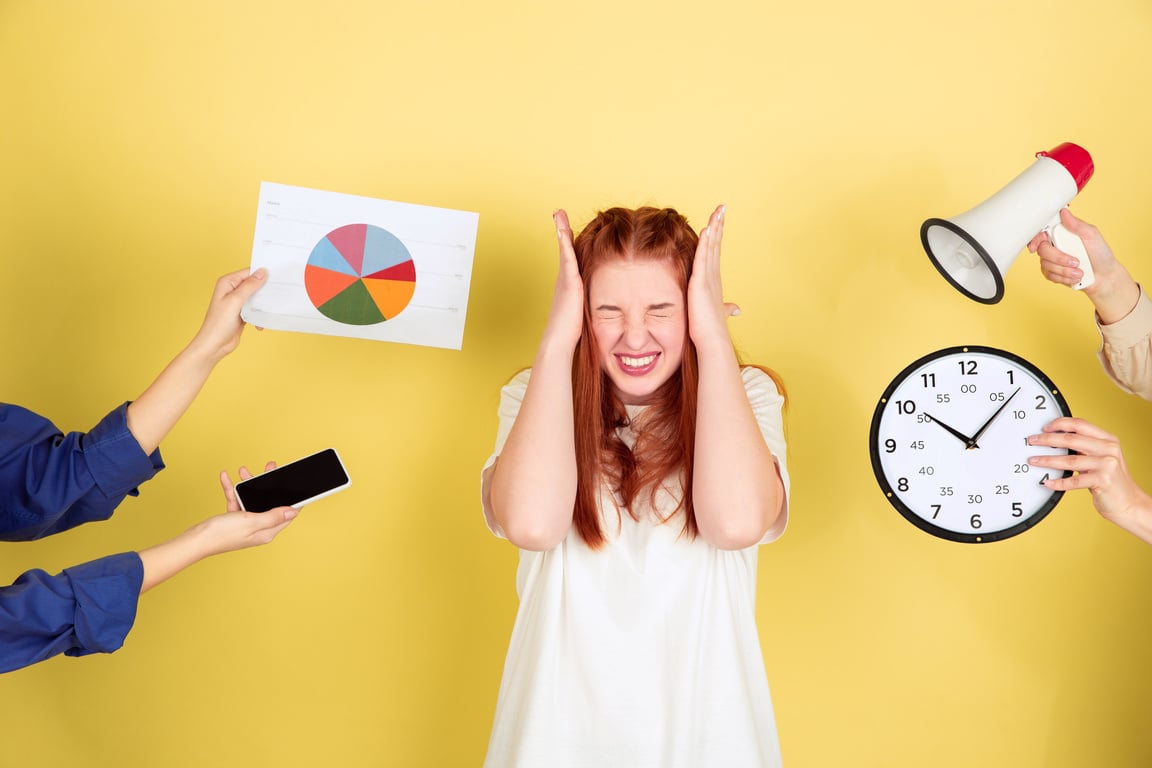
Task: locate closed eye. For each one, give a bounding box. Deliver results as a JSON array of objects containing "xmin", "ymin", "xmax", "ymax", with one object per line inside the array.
[{"xmin": 647, "ymin": 302, "xmax": 678, "ymax": 318}]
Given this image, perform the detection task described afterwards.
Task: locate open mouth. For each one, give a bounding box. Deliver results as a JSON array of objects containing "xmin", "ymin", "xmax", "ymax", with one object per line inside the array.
[{"xmin": 616, "ymin": 353, "xmax": 659, "ymax": 375}]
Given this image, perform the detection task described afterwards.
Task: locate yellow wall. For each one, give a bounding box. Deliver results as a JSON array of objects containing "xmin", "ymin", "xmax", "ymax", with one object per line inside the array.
[{"xmin": 2, "ymin": 1, "xmax": 1151, "ymax": 765}]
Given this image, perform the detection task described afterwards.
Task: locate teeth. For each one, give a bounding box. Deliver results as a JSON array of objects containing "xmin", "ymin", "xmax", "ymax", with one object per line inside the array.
[{"xmin": 621, "ymin": 354, "xmax": 657, "ymax": 368}]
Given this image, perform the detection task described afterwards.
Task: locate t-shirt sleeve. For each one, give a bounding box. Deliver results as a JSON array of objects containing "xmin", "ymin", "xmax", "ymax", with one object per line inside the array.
[
  {"xmin": 1096, "ymin": 285, "xmax": 1152, "ymax": 401},
  {"xmin": 0, "ymin": 552, "xmax": 144, "ymax": 674},
  {"xmin": 742, "ymin": 367, "xmax": 790, "ymax": 544},
  {"xmin": 479, "ymin": 370, "xmax": 531, "ymax": 538}
]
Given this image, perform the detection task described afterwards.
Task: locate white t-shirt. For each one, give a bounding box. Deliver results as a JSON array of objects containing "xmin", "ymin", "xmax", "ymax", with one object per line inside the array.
[{"xmin": 481, "ymin": 367, "xmax": 789, "ymax": 768}]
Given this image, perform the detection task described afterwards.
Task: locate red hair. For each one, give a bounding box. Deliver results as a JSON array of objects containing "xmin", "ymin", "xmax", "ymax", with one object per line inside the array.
[{"xmin": 569, "ymin": 206, "xmax": 784, "ymax": 548}]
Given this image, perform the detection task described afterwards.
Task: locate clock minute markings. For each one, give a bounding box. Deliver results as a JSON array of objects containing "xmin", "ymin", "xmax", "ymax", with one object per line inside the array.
[
  {"xmin": 965, "ymin": 387, "xmax": 1021, "ymax": 449},
  {"xmin": 920, "ymin": 411, "xmax": 976, "ymax": 448}
]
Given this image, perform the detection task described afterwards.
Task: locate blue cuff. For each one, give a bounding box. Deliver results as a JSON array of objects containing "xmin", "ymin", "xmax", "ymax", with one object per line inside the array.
[
  {"xmin": 63, "ymin": 552, "xmax": 144, "ymax": 657},
  {"xmin": 82, "ymin": 403, "xmax": 165, "ymax": 498}
]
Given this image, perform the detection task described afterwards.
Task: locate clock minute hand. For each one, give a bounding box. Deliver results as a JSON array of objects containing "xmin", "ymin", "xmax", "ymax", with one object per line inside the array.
[
  {"xmin": 921, "ymin": 412, "xmax": 977, "ymax": 448},
  {"xmin": 966, "ymin": 387, "xmax": 1021, "ymax": 449}
]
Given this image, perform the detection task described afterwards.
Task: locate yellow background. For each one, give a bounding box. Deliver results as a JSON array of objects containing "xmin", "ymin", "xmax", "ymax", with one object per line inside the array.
[{"xmin": 2, "ymin": 1, "xmax": 1151, "ymax": 765}]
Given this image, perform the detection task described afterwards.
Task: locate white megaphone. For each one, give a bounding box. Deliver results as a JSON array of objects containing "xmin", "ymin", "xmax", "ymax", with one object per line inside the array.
[{"xmin": 921, "ymin": 142, "xmax": 1095, "ymax": 304}]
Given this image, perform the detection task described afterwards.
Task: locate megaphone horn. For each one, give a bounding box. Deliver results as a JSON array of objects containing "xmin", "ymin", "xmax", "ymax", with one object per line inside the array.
[{"xmin": 921, "ymin": 142, "xmax": 1094, "ymax": 304}]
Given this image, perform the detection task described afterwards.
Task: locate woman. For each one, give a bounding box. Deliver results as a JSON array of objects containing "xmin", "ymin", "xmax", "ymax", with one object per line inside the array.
[{"xmin": 481, "ymin": 205, "xmax": 789, "ymax": 767}]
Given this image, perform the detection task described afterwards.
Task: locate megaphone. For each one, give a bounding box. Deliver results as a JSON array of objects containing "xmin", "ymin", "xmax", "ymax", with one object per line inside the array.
[{"xmin": 921, "ymin": 142, "xmax": 1095, "ymax": 304}]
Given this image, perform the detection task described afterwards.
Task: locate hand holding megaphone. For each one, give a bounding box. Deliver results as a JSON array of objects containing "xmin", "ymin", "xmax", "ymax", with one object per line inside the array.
[
  {"xmin": 1031, "ymin": 207, "xmax": 1095, "ymax": 291},
  {"xmin": 922, "ymin": 142, "xmax": 1094, "ymax": 304}
]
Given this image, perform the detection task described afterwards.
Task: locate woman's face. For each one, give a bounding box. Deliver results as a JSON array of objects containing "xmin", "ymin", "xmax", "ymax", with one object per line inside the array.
[{"xmin": 587, "ymin": 258, "xmax": 686, "ymax": 405}]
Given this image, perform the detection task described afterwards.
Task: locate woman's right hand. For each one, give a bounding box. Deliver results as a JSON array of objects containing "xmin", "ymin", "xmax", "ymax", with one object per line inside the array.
[
  {"xmin": 541, "ymin": 209, "xmax": 585, "ymax": 351},
  {"xmin": 1028, "ymin": 417, "xmax": 1152, "ymax": 543}
]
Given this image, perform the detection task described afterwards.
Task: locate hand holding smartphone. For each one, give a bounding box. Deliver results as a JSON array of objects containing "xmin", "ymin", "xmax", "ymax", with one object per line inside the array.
[{"xmin": 234, "ymin": 448, "xmax": 351, "ymax": 512}]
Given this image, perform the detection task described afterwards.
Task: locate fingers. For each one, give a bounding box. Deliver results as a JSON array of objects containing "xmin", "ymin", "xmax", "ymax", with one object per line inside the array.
[
  {"xmin": 553, "ymin": 209, "xmax": 581, "ymax": 282},
  {"xmin": 221, "ymin": 461, "xmax": 277, "ymax": 513},
  {"xmin": 724, "ymin": 302, "xmax": 741, "ymax": 317},
  {"xmin": 553, "ymin": 209, "xmax": 572, "ymax": 240},
  {"xmin": 1039, "ymin": 416, "xmax": 1116, "ymax": 442},
  {"xmin": 554, "ymin": 209, "xmax": 575, "ymax": 253},
  {"xmin": 220, "ymin": 470, "xmax": 240, "ymax": 512},
  {"xmin": 219, "ymin": 268, "xmax": 268, "ymax": 305},
  {"xmin": 693, "ymin": 204, "xmax": 726, "ymax": 282},
  {"xmin": 1028, "ymin": 417, "xmax": 1125, "ymax": 487},
  {"xmin": 1034, "ymin": 238, "xmax": 1084, "ymax": 286}
]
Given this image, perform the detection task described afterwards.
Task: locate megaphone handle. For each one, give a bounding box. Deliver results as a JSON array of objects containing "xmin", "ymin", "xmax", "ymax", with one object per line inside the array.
[{"xmin": 1046, "ymin": 217, "xmax": 1095, "ymax": 291}]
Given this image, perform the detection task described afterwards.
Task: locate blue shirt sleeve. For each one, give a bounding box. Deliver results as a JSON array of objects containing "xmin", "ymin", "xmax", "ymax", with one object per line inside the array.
[
  {"xmin": 0, "ymin": 552, "xmax": 144, "ymax": 674},
  {"xmin": 0, "ymin": 402, "xmax": 165, "ymax": 541}
]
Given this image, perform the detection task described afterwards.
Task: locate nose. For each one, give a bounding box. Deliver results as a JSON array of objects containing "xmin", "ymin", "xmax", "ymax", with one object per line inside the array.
[{"xmin": 623, "ymin": 315, "xmax": 649, "ymax": 349}]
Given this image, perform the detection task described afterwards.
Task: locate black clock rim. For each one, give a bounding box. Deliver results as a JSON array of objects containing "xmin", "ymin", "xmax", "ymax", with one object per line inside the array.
[
  {"xmin": 920, "ymin": 218, "xmax": 1005, "ymax": 305},
  {"xmin": 868, "ymin": 345, "xmax": 1073, "ymax": 544}
]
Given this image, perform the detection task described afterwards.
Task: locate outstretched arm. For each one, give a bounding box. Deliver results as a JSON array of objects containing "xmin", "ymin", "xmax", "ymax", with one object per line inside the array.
[
  {"xmin": 486, "ymin": 211, "xmax": 584, "ymax": 550},
  {"xmin": 139, "ymin": 463, "xmax": 296, "ymax": 592},
  {"xmin": 0, "ymin": 464, "xmax": 296, "ymax": 674},
  {"xmin": 1028, "ymin": 417, "xmax": 1152, "ymax": 545},
  {"xmin": 688, "ymin": 206, "xmax": 785, "ymax": 549},
  {"xmin": 126, "ymin": 269, "xmax": 267, "ymax": 454}
]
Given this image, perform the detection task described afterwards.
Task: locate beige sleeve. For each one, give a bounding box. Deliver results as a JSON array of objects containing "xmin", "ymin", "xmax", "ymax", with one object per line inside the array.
[{"xmin": 1097, "ymin": 286, "xmax": 1152, "ymax": 401}]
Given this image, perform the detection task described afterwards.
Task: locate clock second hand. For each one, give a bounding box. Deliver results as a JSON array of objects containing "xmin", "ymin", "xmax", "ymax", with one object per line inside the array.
[{"xmin": 921, "ymin": 412, "xmax": 977, "ymax": 448}]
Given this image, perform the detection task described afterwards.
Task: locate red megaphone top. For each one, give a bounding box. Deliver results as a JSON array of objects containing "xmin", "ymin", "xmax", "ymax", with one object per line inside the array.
[{"xmin": 1037, "ymin": 142, "xmax": 1094, "ymax": 192}]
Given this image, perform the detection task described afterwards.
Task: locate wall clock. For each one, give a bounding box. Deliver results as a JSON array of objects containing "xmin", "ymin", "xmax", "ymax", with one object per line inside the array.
[{"xmin": 869, "ymin": 345, "xmax": 1073, "ymax": 543}]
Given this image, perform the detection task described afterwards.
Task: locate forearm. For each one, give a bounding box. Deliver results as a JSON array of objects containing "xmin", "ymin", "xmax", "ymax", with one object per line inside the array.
[
  {"xmin": 126, "ymin": 339, "xmax": 225, "ymax": 455},
  {"xmin": 692, "ymin": 345, "xmax": 783, "ymax": 549},
  {"xmin": 490, "ymin": 343, "xmax": 578, "ymax": 549},
  {"xmin": 1088, "ymin": 263, "xmax": 1141, "ymax": 326},
  {"xmin": 137, "ymin": 522, "xmax": 217, "ymax": 593},
  {"xmin": 1101, "ymin": 492, "xmax": 1152, "ymax": 546}
]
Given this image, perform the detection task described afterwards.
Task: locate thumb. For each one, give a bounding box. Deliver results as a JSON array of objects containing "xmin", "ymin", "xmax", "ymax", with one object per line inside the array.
[
  {"xmin": 229, "ymin": 268, "xmax": 268, "ymax": 304},
  {"xmin": 724, "ymin": 302, "xmax": 742, "ymax": 318},
  {"xmin": 1059, "ymin": 207, "xmax": 1092, "ymax": 238}
]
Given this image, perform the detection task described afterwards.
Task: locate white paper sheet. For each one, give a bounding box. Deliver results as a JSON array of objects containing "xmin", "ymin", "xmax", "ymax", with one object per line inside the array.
[{"xmin": 242, "ymin": 182, "xmax": 479, "ymax": 350}]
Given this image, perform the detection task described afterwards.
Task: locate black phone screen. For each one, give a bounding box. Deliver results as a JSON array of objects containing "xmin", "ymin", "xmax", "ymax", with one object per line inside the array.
[{"xmin": 234, "ymin": 448, "xmax": 350, "ymax": 511}]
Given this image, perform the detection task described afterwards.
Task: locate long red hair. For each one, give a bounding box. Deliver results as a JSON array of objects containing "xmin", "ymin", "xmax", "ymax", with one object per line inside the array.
[{"xmin": 569, "ymin": 206, "xmax": 784, "ymax": 549}]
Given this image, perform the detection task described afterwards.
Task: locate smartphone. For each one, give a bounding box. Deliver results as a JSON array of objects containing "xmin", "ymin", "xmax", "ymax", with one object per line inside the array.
[{"xmin": 234, "ymin": 448, "xmax": 351, "ymax": 512}]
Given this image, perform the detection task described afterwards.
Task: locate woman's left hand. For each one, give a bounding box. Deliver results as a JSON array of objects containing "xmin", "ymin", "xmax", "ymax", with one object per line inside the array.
[{"xmin": 687, "ymin": 204, "xmax": 740, "ymax": 349}]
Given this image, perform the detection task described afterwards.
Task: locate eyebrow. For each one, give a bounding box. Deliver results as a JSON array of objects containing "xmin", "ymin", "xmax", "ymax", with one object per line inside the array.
[{"xmin": 594, "ymin": 302, "xmax": 678, "ymax": 312}]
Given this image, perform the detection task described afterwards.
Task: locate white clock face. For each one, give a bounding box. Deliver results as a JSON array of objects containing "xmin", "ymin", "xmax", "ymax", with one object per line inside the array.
[{"xmin": 870, "ymin": 346, "xmax": 1073, "ymax": 543}]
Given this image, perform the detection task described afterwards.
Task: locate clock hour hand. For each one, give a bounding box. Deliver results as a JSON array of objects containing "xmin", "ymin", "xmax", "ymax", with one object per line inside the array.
[
  {"xmin": 921, "ymin": 412, "xmax": 976, "ymax": 447},
  {"xmin": 966, "ymin": 387, "xmax": 1021, "ymax": 449}
]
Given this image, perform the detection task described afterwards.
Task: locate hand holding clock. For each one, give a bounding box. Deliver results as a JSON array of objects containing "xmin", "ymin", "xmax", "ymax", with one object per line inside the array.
[{"xmin": 1029, "ymin": 417, "xmax": 1152, "ymax": 545}]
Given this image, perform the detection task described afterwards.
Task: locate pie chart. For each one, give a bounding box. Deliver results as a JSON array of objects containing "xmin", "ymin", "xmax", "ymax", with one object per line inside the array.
[{"xmin": 304, "ymin": 223, "xmax": 416, "ymax": 325}]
